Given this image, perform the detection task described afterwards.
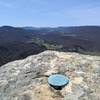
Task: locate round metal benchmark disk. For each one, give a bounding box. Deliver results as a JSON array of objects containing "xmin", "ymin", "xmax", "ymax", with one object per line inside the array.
[{"xmin": 48, "ymin": 74, "xmax": 69, "ymax": 90}]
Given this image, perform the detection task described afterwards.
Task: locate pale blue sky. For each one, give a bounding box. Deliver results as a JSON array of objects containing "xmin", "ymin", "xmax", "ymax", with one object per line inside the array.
[{"xmin": 0, "ymin": 0, "xmax": 100, "ymax": 27}]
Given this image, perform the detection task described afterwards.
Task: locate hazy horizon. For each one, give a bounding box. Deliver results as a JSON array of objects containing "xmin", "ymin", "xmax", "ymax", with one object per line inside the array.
[
  {"xmin": 0, "ymin": 25, "xmax": 100, "ymax": 28},
  {"xmin": 0, "ymin": 0, "xmax": 100, "ymax": 27}
]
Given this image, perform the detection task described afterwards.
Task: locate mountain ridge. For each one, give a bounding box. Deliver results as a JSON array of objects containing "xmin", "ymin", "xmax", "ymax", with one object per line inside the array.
[{"xmin": 0, "ymin": 25, "xmax": 100, "ymax": 66}]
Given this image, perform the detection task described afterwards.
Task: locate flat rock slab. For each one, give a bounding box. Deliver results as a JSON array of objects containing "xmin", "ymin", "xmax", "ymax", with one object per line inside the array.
[{"xmin": 0, "ymin": 50, "xmax": 100, "ymax": 100}]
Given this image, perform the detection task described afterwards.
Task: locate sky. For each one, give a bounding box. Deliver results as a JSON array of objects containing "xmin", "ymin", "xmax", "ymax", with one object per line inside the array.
[{"xmin": 0, "ymin": 0, "xmax": 100, "ymax": 27}]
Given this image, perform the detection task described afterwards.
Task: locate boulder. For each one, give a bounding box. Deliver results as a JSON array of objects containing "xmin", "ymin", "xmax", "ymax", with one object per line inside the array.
[{"xmin": 0, "ymin": 50, "xmax": 100, "ymax": 100}]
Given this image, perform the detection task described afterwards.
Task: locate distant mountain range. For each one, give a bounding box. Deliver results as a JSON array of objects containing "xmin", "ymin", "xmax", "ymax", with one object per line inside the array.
[{"xmin": 0, "ymin": 25, "xmax": 100, "ymax": 66}]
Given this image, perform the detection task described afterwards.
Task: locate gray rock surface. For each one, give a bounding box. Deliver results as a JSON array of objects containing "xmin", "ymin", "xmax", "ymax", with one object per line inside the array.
[{"xmin": 0, "ymin": 50, "xmax": 100, "ymax": 100}]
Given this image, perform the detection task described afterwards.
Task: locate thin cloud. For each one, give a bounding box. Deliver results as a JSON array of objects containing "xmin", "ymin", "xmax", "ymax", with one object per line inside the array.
[{"xmin": 0, "ymin": 1, "xmax": 12, "ymax": 8}]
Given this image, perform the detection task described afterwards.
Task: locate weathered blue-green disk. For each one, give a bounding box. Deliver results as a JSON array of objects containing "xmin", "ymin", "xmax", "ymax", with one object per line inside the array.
[{"xmin": 48, "ymin": 74, "xmax": 69, "ymax": 89}]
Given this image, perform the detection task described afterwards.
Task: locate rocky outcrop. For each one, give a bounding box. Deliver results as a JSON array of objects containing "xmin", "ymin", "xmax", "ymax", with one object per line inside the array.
[{"xmin": 0, "ymin": 50, "xmax": 100, "ymax": 100}]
